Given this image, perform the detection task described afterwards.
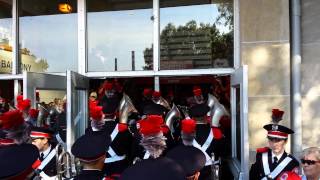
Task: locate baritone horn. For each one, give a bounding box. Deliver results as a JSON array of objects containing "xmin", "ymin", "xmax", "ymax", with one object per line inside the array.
[
  {"xmin": 207, "ymin": 94, "xmax": 229, "ymax": 127},
  {"xmin": 56, "ymin": 143, "xmax": 75, "ymax": 179},
  {"xmin": 165, "ymin": 103, "xmax": 181, "ymax": 133},
  {"xmin": 119, "ymin": 93, "xmax": 138, "ymax": 124}
]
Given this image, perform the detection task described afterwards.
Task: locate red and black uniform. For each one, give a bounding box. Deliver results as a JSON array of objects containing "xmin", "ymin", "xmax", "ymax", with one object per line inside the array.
[{"xmin": 249, "ymin": 148, "xmax": 299, "ymax": 180}]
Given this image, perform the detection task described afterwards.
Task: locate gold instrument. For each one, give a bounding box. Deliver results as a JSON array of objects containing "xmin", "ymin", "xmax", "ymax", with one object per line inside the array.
[
  {"xmin": 165, "ymin": 103, "xmax": 181, "ymax": 133},
  {"xmin": 119, "ymin": 93, "xmax": 137, "ymax": 124}
]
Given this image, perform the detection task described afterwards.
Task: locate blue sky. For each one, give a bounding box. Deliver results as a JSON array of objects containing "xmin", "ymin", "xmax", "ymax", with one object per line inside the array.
[{"xmin": 0, "ymin": 4, "xmax": 231, "ymax": 72}]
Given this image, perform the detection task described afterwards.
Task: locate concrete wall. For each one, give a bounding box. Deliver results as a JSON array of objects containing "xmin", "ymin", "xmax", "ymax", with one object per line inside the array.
[
  {"xmin": 301, "ymin": 0, "xmax": 320, "ymax": 148},
  {"xmin": 239, "ymin": 0, "xmax": 291, "ymax": 162}
]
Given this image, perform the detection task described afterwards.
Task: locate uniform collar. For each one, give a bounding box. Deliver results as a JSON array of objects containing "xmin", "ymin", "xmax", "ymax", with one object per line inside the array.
[
  {"xmin": 271, "ymin": 151, "xmax": 284, "ymax": 162},
  {"xmin": 41, "ymin": 144, "xmax": 52, "ymax": 159}
]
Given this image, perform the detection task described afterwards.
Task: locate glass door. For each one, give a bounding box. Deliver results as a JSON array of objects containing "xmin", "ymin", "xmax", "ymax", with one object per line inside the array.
[
  {"xmin": 66, "ymin": 70, "xmax": 89, "ymax": 153},
  {"xmin": 229, "ymin": 65, "xmax": 249, "ymax": 180},
  {"xmin": 23, "ymin": 72, "xmax": 66, "ymax": 107}
]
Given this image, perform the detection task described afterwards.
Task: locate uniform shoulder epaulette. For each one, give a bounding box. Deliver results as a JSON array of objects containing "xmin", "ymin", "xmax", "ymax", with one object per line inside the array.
[
  {"xmin": 118, "ymin": 123, "xmax": 128, "ymax": 132},
  {"xmin": 256, "ymin": 147, "xmax": 269, "ymax": 153}
]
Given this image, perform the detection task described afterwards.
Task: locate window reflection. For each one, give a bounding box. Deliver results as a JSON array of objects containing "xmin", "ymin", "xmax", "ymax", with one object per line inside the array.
[
  {"xmin": 87, "ymin": 0, "xmax": 153, "ymax": 72},
  {"xmin": 154, "ymin": 0, "xmax": 233, "ymax": 70},
  {"xmin": 0, "ymin": 0, "xmax": 12, "ymax": 74},
  {"xmin": 19, "ymin": 0, "xmax": 78, "ymax": 73}
]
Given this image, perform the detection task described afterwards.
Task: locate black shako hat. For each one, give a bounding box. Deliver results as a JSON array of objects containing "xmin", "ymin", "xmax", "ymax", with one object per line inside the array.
[
  {"xmin": 120, "ymin": 157, "xmax": 186, "ymax": 180},
  {"xmin": 143, "ymin": 103, "xmax": 167, "ymax": 116},
  {"xmin": 71, "ymin": 132, "xmax": 111, "ymax": 162},
  {"xmin": 166, "ymin": 145, "xmax": 206, "ymax": 176},
  {"xmin": 189, "ymin": 103, "xmax": 210, "ymax": 117},
  {"xmin": 0, "ymin": 144, "xmax": 39, "ymax": 178},
  {"xmin": 263, "ymin": 124, "xmax": 294, "ymax": 139},
  {"xmin": 263, "ymin": 108, "xmax": 294, "ymax": 139}
]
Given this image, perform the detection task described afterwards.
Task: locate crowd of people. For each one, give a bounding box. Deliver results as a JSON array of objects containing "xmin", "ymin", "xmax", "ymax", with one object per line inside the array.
[{"xmin": 0, "ymin": 79, "xmax": 319, "ymax": 180}]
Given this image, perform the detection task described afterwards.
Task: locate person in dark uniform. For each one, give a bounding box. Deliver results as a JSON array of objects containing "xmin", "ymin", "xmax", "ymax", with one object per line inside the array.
[
  {"xmin": 120, "ymin": 157, "xmax": 186, "ymax": 180},
  {"xmin": 182, "ymin": 103, "xmax": 224, "ymax": 180},
  {"xmin": 0, "ymin": 109, "xmax": 41, "ymax": 179},
  {"xmin": 249, "ymin": 109, "xmax": 299, "ymax": 180},
  {"xmin": 131, "ymin": 115, "xmax": 167, "ymax": 162},
  {"xmin": 0, "ymin": 143, "xmax": 40, "ymax": 179},
  {"xmin": 72, "ymin": 131, "xmax": 111, "ymax": 180},
  {"xmin": 30, "ymin": 126, "xmax": 58, "ymax": 178},
  {"xmin": 98, "ymin": 81, "xmax": 122, "ymax": 118},
  {"xmin": 88, "ymin": 99, "xmax": 132, "ymax": 179},
  {"xmin": 166, "ymin": 145, "xmax": 207, "ymax": 180}
]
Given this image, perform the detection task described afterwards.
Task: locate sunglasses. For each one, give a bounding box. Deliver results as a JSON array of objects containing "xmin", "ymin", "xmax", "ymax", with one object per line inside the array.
[{"xmin": 301, "ymin": 159, "xmax": 320, "ymax": 165}]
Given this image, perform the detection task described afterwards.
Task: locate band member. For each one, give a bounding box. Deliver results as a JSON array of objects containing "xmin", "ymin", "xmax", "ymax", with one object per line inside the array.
[
  {"xmin": 16, "ymin": 97, "xmax": 31, "ymax": 120},
  {"xmin": 98, "ymin": 81, "xmax": 121, "ymax": 117},
  {"xmin": 30, "ymin": 127, "xmax": 57, "ymax": 179},
  {"xmin": 0, "ymin": 109, "xmax": 30, "ymax": 144},
  {"xmin": 72, "ymin": 132, "xmax": 111, "ymax": 180},
  {"xmin": 166, "ymin": 145, "xmax": 207, "ymax": 180},
  {"xmin": 0, "ymin": 109, "xmax": 41, "ymax": 179},
  {"xmin": 187, "ymin": 86, "xmax": 205, "ymax": 107},
  {"xmin": 120, "ymin": 157, "xmax": 186, "ymax": 180},
  {"xmin": 183, "ymin": 104, "xmax": 224, "ymax": 180},
  {"xmin": 249, "ymin": 109, "xmax": 299, "ymax": 180},
  {"xmin": 132, "ymin": 115, "xmax": 167, "ymax": 161},
  {"xmin": 88, "ymin": 101, "xmax": 132, "ymax": 179},
  {"xmin": 0, "ymin": 143, "xmax": 40, "ymax": 179}
]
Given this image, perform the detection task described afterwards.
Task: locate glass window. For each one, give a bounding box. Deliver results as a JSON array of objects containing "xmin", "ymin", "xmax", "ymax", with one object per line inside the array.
[
  {"xmin": 0, "ymin": 0, "xmax": 12, "ymax": 74},
  {"xmin": 158, "ymin": 0, "xmax": 233, "ymax": 70},
  {"xmin": 19, "ymin": 0, "xmax": 78, "ymax": 73},
  {"xmin": 87, "ymin": 0, "xmax": 153, "ymax": 72}
]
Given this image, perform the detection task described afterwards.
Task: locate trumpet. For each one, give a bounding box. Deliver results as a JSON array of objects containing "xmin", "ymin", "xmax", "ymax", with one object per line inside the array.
[{"xmin": 55, "ymin": 143, "xmax": 75, "ymax": 180}]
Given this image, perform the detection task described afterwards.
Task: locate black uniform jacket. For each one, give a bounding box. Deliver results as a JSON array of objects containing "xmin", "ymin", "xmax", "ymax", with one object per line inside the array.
[
  {"xmin": 195, "ymin": 124, "xmax": 224, "ymax": 180},
  {"xmin": 73, "ymin": 169, "xmax": 104, "ymax": 180},
  {"xmin": 39, "ymin": 143, "xmax": 58, "ymax": 177},
  {"xmin": 86, "ymin": 120, "xmax": 133, "ymax": 176},
  {"xmin": 249, "ymin": 149, "xmax": 299, "ymax": 180}
]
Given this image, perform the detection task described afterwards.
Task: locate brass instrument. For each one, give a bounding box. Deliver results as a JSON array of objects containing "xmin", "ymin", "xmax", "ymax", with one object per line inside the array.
[
  {"xmin": 55, "ymin": 143, "xmax": 76, "ymax": 180},
  {"xmin": 211, "ymin": 153, "xmax": 221, "ymax": 180},
  {"xmin": 158, "ymin": 97, "xmax": 171, "ymax": 110},
  {"xmin": 119, "ymin": 93, "xmax": 138, "ymax": 124},
  {"xmin": 177, "ymin": 105, "xmax": 190, "ymax": 119},
  {"xmin": 37, "ymin": 103, "xmax": 49, "ymax": 127},
  {"xmin": 207, "ymin": 94, "xmax": 230, "ymax": 127},
  {"xmin": 165, "ymin": 103, "xmax": 182, "ymax": 133}
]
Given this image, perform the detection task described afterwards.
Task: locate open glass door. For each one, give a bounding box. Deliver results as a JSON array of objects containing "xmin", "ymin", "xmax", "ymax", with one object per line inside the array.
[
  {"xmin": 23, "ymin": 72, "xmax": 66, "ymax": 108},
  {"xmin": 66, "ymin": 70, "xmax": 89, "ymax": 153},
  {"xmin": 229, "ymin": 65, "xmax": 249, "ymax": 180}
]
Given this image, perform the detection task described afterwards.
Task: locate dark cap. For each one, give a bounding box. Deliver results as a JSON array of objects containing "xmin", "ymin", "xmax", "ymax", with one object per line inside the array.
[
  {"xmin": 120, "ymin": 157, "xmax": 186, "ymax": 180},
  {"xmin": 0, "ymin": 144, "xmax": 39, "ymax": 178},
  {"xmin": 166, "ymin": 145, "xmax": 206, "ymax": 176},
  {"xmin": 30, "ymin": 126, "xmax": 53, "ymax": 139},
  {"xmin": 143, "ymin": 103, "xmax": 167, "ymax": 116},
  {"xmin": 189, "ymin": 103, "xmax": 210, "ymax": 117},
  {"xmin": 71, "ymin": 132, "xmax": 111, "ymax": 162},
  {"xmin": 263, "ymin": 124, "xmax": 294, "ymax": 139}
]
